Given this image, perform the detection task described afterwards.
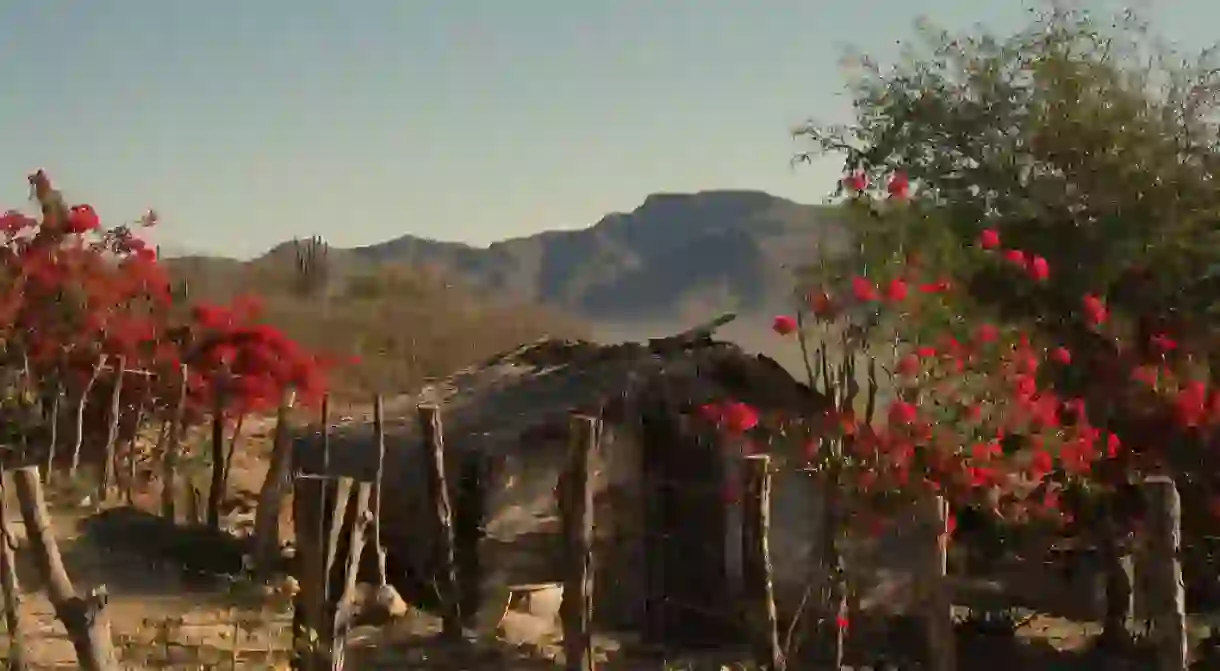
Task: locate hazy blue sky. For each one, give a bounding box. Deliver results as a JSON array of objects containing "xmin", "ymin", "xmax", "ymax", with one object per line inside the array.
[{"xmin": 0, "ymin": 1, "xmax": 1210, "ymax": 258}]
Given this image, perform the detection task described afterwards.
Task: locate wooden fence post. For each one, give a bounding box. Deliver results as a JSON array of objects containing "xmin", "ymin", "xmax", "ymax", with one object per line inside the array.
[
  {"xmin": 254, "ymin": 388, "xmax": 296, "ymax": 576},
  {"xmin": 11, "ymin": 466, "xmax": 118, "ymax": 670},
  {"xmin": 560, "ymin": 414, "xmax": 598, "ymax": 671},
  {"xmin": 741, "ymin": 454, "xmax": 783, "ymax": 671},
  {"xmin": 292, "ymin": 473, "xmax": 360, "ymax": 671},
  {"xmin": 922, "ymin": 493, "xmax": 956, "ymax": 671},
  {"xmin": 332, "ymin": 481, "xmax": 373, "ymax": 671},
  {"xmin": 418, "ymin": 404, "xmax": 460, "ymax": 638},
  {"xmin": 99, "ymin": 356, "xmax": 125, "ymax": 502},
  {"xmin": 370, "ymin": 395, "xmax": 389, "ymax": 588},
  {"xmin": 160, "ymin": 364, "xmax": 188, "ymax": 522},
  {"xmin": 454, "ymin": 450, "xmax": 486, "ymax": 626},
  {"xmin": 1142, "ymin": 476, "xmax": 1187, "ymax": 671},
  {"xmin": 0, "ymin": 472, "xmax": 26, "ymax": 671}
]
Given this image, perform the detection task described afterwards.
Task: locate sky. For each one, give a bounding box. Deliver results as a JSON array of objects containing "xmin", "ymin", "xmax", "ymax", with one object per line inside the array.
[{"xmin": 0, "ymin": 0, "xmax": 1213, "ymax": 259}]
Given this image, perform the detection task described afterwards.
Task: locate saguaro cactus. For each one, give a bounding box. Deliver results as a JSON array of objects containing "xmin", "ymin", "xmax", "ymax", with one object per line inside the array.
[{"xmin": 293, "ymin": 235, "xmax": 330, "ymax": 297}]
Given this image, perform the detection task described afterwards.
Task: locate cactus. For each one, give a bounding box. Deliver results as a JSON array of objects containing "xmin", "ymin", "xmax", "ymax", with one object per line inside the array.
[{"xmin": 292, "ymin": 236, "xmax": 329, "ymax": 297}]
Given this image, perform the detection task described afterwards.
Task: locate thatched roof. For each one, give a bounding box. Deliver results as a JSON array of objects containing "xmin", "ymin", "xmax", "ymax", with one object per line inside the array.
[{"xmin": 293, "ymin": 320, "xmax": 827, "ymax": 481}]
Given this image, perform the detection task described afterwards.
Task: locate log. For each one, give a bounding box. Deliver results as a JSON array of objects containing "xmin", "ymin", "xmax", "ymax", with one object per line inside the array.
[
  {"xmin": 418, "ymin": 403, "xmax": 460, "ymax": 638},
  {"xmin": 741, "ymin": 455, "xmax": 783, "ymax": 671},
  {"xmin": 11, "ymin": 466, "xmax": 118, "ymax": 670},
  {"xmin": 0, "ymin": 473, "xmax": 26, "ymax": 670},
  {"xmin": 559, "ymin": 414, "xmax": 598, "ymax": 671},
  {"xmin": 1142, "ymin": 476, "xmax": 1187, "ymax": 671}
]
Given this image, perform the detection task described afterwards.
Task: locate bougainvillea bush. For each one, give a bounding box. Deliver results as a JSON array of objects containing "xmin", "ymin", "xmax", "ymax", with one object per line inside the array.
[{"xmin": 0, "ymin": 170, "xmax": 332, "ymax": 469}]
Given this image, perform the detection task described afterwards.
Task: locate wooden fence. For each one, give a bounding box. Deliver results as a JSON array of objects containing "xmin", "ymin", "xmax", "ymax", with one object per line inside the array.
[{"xmin": 0, "ymin": 389, "xmax": 1201, "ymax": 670}]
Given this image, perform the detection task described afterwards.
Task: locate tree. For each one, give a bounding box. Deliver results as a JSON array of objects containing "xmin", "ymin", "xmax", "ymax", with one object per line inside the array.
[{"xmin": 787, "ymin": 1, "xmax": 1220, "ymax": 649}]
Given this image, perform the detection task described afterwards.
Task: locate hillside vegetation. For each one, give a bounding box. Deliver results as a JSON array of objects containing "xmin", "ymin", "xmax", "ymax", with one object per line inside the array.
[{"xmin": 164, "ymin": 255, "xmax": 589, "ymax": 397}]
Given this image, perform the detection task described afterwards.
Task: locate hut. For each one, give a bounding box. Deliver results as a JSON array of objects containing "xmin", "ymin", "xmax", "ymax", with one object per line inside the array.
[{"xmin": 292, "ymin": 320, "xmax": 907, "ymax": 647}]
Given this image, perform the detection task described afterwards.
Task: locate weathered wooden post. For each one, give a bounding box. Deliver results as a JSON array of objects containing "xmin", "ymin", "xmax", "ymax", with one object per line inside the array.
[
  {"xmin": 160, "ymin": 364, "xmax": 188, "ymax": 522},
  {"xmin": 292, "ymin": 472, "xmax": 362, "ymax": 671},
  {"xmin": 98, "ymin": 356, "xmax": 125, "ymax": 502},
  {"xmin": 332, "ymin": 481, "xmax": 373, "ymax": 671},
  {"xmin": 741, "ymin": 454, "xmax": 783, "ymax": 671},
  {"xmin": 370, "ymin": 395, "xmax": 389, "ymax": 588},
  {"xmin": 207, "ymin": 382, "xmax": 227, "ymax": 530},
  {"xmin": 12, "ymin": 465, "xmax": 118, "ymax": 670},
  {"xmin": 1142, "ymin": 476, "xmax": 1187, "ymax": 671},
  {"xmin": 254, "ymin": 388, "xmax": 297, "ymax": 575},
  {"xmin": 418, "ymin": 403, "xmax": 460, "ymax": 638},
  {"xmin": 0, "ymin": 472, "xmax": 26, "ymax": 671},
  {"xmin": 454, "ymin": 450, "xmax": 486, "ymax": 626},
  {"xmin": 922, "ymin": 493, "xmax": 956, "ymax": 671},
  {"xmin": 560, "ymin": 414, "xmax": 598, "ymax": 671}
]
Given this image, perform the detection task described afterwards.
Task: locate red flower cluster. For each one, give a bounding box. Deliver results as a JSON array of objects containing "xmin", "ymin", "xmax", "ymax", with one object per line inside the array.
[
  {"xmin": 0, "ymin": 170, "xmax": 338, "ymax": 438},
  {"xmin": 712, "ymin": 169, "xmax": 1220, "ymax": 535}
]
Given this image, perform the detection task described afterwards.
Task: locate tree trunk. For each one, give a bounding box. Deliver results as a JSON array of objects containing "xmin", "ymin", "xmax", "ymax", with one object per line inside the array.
[
  {"xmin": 12, "ymin": 466, "xmax": 118, "ymax": 670},
  {"xmin": 254, "ymin": 389, "xmax": 296, "ymax": 575}
]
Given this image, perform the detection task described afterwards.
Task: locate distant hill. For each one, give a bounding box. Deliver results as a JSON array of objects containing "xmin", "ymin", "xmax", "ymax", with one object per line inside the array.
[{"xmin": 251, "ymin": 189, "xmax": 848, "ymax": 323}]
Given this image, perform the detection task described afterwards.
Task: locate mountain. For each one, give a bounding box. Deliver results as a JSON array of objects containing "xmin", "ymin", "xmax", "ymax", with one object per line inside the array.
[
  {"xmin": 311, "ymin": 190, "xmax": 845, "ymax": 322},
  {"xmin": 172, "ymin": 189, "xmax": 848, "ymax": 325}
]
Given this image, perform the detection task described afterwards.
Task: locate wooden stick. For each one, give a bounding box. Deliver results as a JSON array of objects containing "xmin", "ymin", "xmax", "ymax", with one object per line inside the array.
[
  {"xmin": 69, "ymin": 355, "xmax": 106, "ymax": 477},
  {"xmin": 559, "ymin": 414, "xmax": 598, "ymax": 671},
  {"xmin": 419, "ymin": 403, "xmax": 460, "ymax": 638},
  {"xmin": 371, "ymin": 395, "xmax": 388, "ymax": 588},
  {"xmin": 99, "ymin": 356, "xmax": 126, "ymax": 502},
  {"xmin": 160, "ymin": 364, "xmax": 188, "ymax": 522},
  {"xmin": 1143, "ymin": 476, "xmax": 1187, "ymax": 671},
  {"xmin": 741, "ymin": 455, "xmax": 783, "ymax": 671},
  {"xmin": 0, "ymin": 473, "xmax": 26, "ymax": 671}
]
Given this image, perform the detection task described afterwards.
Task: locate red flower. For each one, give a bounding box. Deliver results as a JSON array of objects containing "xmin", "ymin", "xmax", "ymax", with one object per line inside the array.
[
  {"xmin": 886, "ymin": 172, "xmax": 910, "ymax": 200},
  {"xmin": 978, "ymin": 229, "xmax": 1001, "ymax": 250},
  {"xmin": 919, "ymin": 278, "xmax": 952, "ymax": 294},
  {"xmin": 842, "ymin": 171, "xmax": 868, "ymax": 194},
  {"xmin": 771, "ymin": 314, "xmax": 797, "ymax": 336},
  {"xmin": 851, "ymin": 276, "xmax": 877, "ymax": 302},
  {"xmin": 65, "ymin": 204, "xmax": 101, "ymax": 233},
  {"xmin": 1028, "ymin": 255, "xmax": 1050, "ymax": 282},
  {"xmin": 723, "ymin": 402, "xmax": 759, "ymax": 433},
  {"xmin": 1150, "ymin": 333, "xmax": 1178, "ymax": 354},
  {"xmin": 884, "ymin": 278, "xmax": 909, "ymax": 302},
  {"xmin": 1003, "ymin": 249, "xmax": 1027, "ymax": 267},
  {"xmin": 887, "ymin": 401, "xmax": 918, "ymax": 426},
  {"xmin": 975, "ymin": 323, "xmax": 999, "ymax": 344},
  {"xmin": 1081, "ymin": 294, "xmax": 1108, "ymax": 326},
  {"xmin": 896, "ymin": 352, "xmax": 921, "ymax": 377},
  {"xmin": 1050, "ymin": 346, "xmax": 1071, "ymax": 365}
]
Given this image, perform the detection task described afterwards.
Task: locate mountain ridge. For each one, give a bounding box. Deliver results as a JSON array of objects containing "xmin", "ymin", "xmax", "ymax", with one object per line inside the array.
[{"xmin": 168, "ymin": 189, "xmax": 848, "ymax": 323}]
